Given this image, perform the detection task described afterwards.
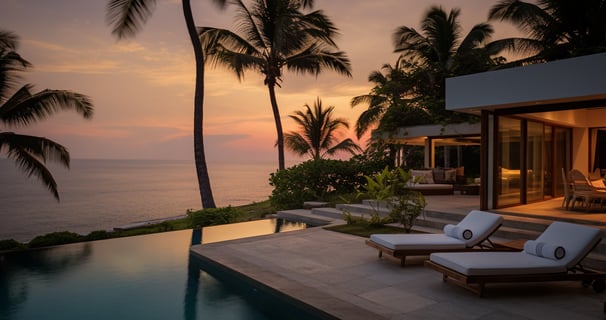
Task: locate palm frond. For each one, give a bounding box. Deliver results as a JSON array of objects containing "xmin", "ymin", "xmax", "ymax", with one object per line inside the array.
[
  {"xmin": 0, "ymin": 132, "xmax": 70, "ymax": 201},
  {"xmin": 323, "ymin": 138, "xmax": 361, "ymax": 157},
  {"xmin": 285, "ymin": 44, "xmax": 351, "ymax": 77},
  {"xmin": 232, "ymin": 0, "xmax": 268, "ymax": 49},
  {"xmin": 458, "ymin": 23, "xmax": 494, "ymax": 53},
  {"xmin": 299, "ymin": 10, "xmax": 339, "ymax": 47},
  {"xmin": 0, "ymin": 85, "xmax": 93, "ymax": 127},
  {"xmin": 355, "ymin": 106, "xmax": 385, "ymax": 139},
  {"xmin": 485, "ymin": 37, "xmax": 542, "ymax": 57},
  {"xmin": 0, "ymin": 30, "xmax": 19, "ymax": 51},
  {"xmin": 106, "ymin": 0, "xmax": 157, "ymax": 39},
  {"xmin": 0, "ymin": 31, "xmax": 32, "ymax": 100},
  {"xmin": 284, "ymin": 131, "xmax": 311, "ymax": 157},
  {"xmin": 488, "ymin": 0, "xmax": 551, "ymax": 35}
]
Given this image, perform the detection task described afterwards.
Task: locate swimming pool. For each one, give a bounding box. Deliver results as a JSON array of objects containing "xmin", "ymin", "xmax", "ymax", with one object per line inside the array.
[{"xmin": 0, "ymin": 220, "xmax": 321, "ymax": 319}]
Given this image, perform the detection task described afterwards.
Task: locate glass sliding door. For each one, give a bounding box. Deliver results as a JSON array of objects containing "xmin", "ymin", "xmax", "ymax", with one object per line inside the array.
[
  {"xmin": 526, "ymin": 121, "xmax": 544, "ymax": 202},
  {"xmin": 497, "ymin": 117, "xmax": 522, "ymax": 206}
]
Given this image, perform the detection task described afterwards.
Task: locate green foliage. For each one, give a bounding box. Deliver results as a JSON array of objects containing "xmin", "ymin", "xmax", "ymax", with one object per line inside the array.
[
  {"xmin": 285, "ymin": 97, "xmax": 361, "ymax": 160},
  {"xmin": 342, "ymin": 210, "xmax": 391, "ymax": 228},
  {"xmin": 269, "ymin": 158, "xmax": 385, "ymax": 210},
  {"xmin": 29, "ymin": 231, "xmax": 82, "ymax": 248},
  {"xmin": 188, "ymin": 206, "xmax": 241, "ymax": 228},
  {"xmin": 357, "ymin": 166, "xmax": 426, "ymax": 232},
  {"xmin": 85, "ymin": 230, "xmax": 112, "ymax": 241},
  {"xmin": 0, "ymin": 239, "xmax": 25, "ymax": 251},
  {"xmin": 389, "ymin": 191, "xmax": 426, "ymax": 232}
]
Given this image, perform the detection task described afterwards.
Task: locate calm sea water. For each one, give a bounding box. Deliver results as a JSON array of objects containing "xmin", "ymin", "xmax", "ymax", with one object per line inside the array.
[{"xmin": 0, "ymin": 159, "xmax": 278, "ymax": 242}]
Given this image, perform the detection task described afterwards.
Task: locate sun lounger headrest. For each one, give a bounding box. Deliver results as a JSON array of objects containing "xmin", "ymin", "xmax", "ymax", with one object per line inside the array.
[
  {"xmin": 524, "ymin": 240, "xmax": 566, "ymax": 260},
  {"xmin": 451, "ymin": 210, "xmax": 504, "ymax": 247},
  {"xmin": 533, "ymin": 221, "xmax": 601, "ymax": 268}
]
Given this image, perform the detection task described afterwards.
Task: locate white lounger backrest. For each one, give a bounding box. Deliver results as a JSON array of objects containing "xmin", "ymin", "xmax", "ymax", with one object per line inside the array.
[
  {"xmin": 456, "ymin": 210, "xmax": 504, "ymax": 247},
  {"xmin": 533, "ymin": 221, "xmax": 602, "ymax": 268}
]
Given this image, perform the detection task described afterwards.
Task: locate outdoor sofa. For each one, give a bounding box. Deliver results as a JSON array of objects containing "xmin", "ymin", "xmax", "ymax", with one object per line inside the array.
[
  {"xmin": 366, "ymin": 210, "xmax": 504, "ymax": 266},
  {"xmin": 425, "ymin": 221, "xmax": 606, "ymax": 296},
  {"xmin": 408, "ymin": 167, "xmax": 467, "ymax": 195}
]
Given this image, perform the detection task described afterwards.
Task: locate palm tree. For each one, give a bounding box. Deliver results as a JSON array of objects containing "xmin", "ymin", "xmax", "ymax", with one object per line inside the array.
[
  {"xmin": 350, "ymin": 58, "xmax": 430, "ymax": 139},
  {"xmin": 106, "ymin": 0, "xmax": 228, "ymax": 209},
  {"xmin": 0, "ymin": 31, "xmax": 94, "ymax": 201},
  {"xmin": 285, "ymin": 97, "xmax": 360, "ymax": 160},
  {"xmin": 488, "ymin": 0, "xmax": 606, "ymax": 64},
  {"xmin": 198, "ymin": 0, "xmax": 352, "ymax": 170},
  {"xmin": 393, "ymin": 6, "xmax": 503, "ymax": 121}
]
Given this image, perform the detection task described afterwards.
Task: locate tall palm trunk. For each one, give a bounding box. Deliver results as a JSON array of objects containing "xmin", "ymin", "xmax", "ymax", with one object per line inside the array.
[
  {"xmin": 267, "ymin": 83, "xmax": 285, "ymax": 170},
  {"xmin": 183, "ymin": 0, "xmax": 216, "ymax": 208}
]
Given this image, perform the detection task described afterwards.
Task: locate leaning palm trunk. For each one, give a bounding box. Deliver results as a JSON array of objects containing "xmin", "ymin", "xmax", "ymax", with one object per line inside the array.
[
  {"xmin": 183, "ymin": 0, "xmax": 216, "ymax": 208},
  {"xmin": 268, "ymin": 83, "xmax": 285, "ymax": 171}
]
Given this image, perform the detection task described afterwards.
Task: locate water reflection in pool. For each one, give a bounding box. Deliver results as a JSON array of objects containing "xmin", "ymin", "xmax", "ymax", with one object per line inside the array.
[
  {"xmin": 201, "ymin": 218, "xmax": 308, "ymax": 244},
  {"xmin": 0, "ymin": 220, "xmax": 318, "ymax": 320}
]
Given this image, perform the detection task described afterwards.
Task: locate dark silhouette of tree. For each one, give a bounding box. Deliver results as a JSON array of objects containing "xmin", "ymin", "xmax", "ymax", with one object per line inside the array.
[
  {"xmin": 198, "ymin": 0, "xmax": 351, "ymax": 170},
  {"xmin": 285, "ymin": 97, "xmax": 360, "ymax": 160},
  {"xmin": 489, "ymin": 0, "xmax": 606, "ymax": 64},
  {"xmin": 106, "ymin": 0, "xmax": 228, "ymax": 208},
  {"xmin": 0, "ymin": 31, "xmax": 93, "ymax": 201},
  {"xmin": 393, "ymin": 6, "xmax": 503, "ymax": 122},
  {"xmin": 350, "ymin": 58, "xmax": 431, "ymax": 139}
]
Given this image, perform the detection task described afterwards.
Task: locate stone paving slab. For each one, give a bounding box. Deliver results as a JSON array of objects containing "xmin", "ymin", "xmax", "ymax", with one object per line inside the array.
[{"xmin": 190, "ymin": 227, "xmax": 605, "ymax": 319}]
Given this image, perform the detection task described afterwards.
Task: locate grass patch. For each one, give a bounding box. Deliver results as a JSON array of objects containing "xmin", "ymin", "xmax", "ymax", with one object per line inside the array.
[{"xmin": 324, "ymin": 224, "xmax": 405, "ymax": 238}]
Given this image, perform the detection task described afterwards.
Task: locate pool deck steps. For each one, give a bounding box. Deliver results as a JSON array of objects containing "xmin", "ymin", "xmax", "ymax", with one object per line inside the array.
[{"xmin": 276, "ymin": 209, "xmax": 340, "ymax": 226}]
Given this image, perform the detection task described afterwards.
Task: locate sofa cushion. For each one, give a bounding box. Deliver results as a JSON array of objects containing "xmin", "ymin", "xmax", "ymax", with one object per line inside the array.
[
  {"xmin": 410, "ymin": 169, "xmax": 434, "ymax": 184},
  {"xmin": 444, "ymin": 169, "xmax": 457, "ymax": 183},
  {"xmin": 432, "ymin": 168, "xmax": 446, "ymax": 183}
]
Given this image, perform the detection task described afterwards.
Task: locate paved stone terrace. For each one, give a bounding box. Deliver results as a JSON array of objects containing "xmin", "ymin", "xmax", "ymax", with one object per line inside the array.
[{"xmin": 190, "ymin": 219, "xmax": 605, "ymax": 319}]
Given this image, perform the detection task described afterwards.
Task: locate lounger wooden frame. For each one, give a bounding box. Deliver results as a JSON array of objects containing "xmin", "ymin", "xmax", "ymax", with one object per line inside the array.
[
  {"xmin": 424, "ymin": 259, "xmax": 606, "ymax": 297},
  {"xmin": 365, "ymin": 232, "xmax": 507, "ymax": 267}
]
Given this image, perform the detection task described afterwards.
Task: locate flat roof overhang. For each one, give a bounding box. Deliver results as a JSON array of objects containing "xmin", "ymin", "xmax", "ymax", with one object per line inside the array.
[
  {"xmin": 446, "ymin": 53, "xmax": 606, "ymax": 115},
  {"xmin": 374, "ymin": 122, "xmax": 481, "ymax": 146}
]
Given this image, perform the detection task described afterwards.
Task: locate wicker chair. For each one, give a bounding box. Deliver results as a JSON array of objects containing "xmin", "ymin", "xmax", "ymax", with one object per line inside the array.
[
  {"xmin": 562, "ymin": 168, "xmax": 584, "ymax": 210},
  {"xmin": 568, "ymin": 169, "xmax": 606, "ymax": 209}
]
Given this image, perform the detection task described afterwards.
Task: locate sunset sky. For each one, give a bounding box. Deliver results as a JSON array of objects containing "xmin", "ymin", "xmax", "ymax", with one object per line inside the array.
[{"xmin": 1, "ymin": 0, "xmax": 522, "ymax": 165}]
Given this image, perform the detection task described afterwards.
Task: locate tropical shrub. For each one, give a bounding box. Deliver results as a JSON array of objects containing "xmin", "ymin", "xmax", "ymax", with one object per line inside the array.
[
  {"xmin": 357, "ymin": 167, "xmax": 426, "ymax": 232},
  {"xmin": 28, "ymin": 231, "xmax": 82, "ymax": 248},
  {"xmin": 0, "ymin": 239, "xmax": 25, "ymax": 251},
  {"xmin": 188, "ymin": 206, "xmax": 240, "ymax": 228},
  {"xmin": 269, "ymin": 158, "xmax": 385, "ymax": 210}
]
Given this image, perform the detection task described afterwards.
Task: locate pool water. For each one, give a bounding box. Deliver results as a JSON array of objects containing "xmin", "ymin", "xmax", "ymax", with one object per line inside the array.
[{"xmin": 0, "ymin": 220, "xmax": 319, "ymax": 320}]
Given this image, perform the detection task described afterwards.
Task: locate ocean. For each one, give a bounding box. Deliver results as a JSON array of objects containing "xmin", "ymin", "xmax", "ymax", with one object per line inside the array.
[{"xmin": 0, "ymin": 159, "xmax": 278, "ymax": 242}]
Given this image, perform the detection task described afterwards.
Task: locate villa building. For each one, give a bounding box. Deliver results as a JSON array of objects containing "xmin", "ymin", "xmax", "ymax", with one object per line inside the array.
[{"xmin": 445, "ymin": 52, "xmax": 606, "ymax": 210}]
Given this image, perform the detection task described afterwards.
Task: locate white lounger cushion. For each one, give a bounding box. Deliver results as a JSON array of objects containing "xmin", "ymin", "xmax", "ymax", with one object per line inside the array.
[
  {"xmin": 532, "ymin": 221, "xmax": 601, "ymax": 269},
  {"xmin": 450, "ymin": 210, "xmax": 503, "ymax": 247},
  {"xmin": 430, "ymin": 221, "xmax": 602, "ymax": 276},
  {"xmin": 370, "ymin": 233, "xmax": 466, "ymax": 251},
  {"xmin": 369, "ymin": 210, "xmax": 503, "ymax": 250},
  {"xmin": 430, "ymin": 251, "xmax": 567, "ymax": 276}
]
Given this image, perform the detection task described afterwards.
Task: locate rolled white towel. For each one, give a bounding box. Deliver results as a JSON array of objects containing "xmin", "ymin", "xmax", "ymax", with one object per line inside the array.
[
  {"xmin": 524, "ymin": 240, "xmax": 566, "ymax": 260},
  {"xmin": 443, "ymin": 224, "xmax": 473, "ymax": 240}
]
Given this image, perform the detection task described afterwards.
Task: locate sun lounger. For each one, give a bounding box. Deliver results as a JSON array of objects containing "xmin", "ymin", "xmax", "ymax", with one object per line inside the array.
[
  {"xmin": 366, "ymin": 210, "xmax": 504, "ymax": 266},
  {"xmin": 425, "ymin": 221, "xmax": 606, "ymax": 296}
]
